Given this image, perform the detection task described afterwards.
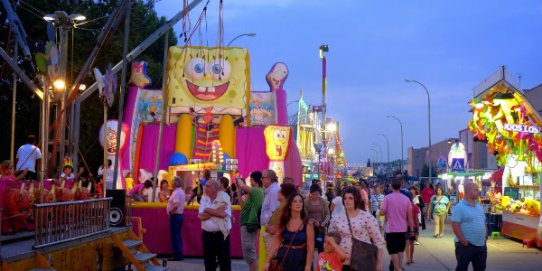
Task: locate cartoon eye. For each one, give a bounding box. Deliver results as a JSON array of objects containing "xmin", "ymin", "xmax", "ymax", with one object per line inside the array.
[
  {"xmin": 208, "ymin": 58, "xmax": 231, "ymax": 81},
  {"xmin": 184, "ymin": 57, "xmax": 205, "ymax": 80},
  {"xmin": 274, "ymin": 130, "xmax": 281, "ymax": 140}
]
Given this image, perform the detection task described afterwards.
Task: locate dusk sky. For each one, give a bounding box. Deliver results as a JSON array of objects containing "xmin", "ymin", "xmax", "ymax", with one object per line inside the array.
[{"xmin": 156, "ymin": 0, "xmax": 542, "ymax": 164}]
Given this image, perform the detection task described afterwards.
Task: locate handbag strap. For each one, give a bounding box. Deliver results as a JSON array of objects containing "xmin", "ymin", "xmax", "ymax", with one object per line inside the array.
[
  {"xmin": 344, "ymin": 208, "xmax": 375, "ymax": 245},
  {"xmin": 278, "ymin": 223, "xmax": 304, "ymax": 266}
]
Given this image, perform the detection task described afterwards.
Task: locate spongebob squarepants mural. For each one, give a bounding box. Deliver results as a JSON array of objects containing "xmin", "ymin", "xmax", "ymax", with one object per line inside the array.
[{"xmin": 167, "ymin": 46, "xmax": 250, "ymax": 161}]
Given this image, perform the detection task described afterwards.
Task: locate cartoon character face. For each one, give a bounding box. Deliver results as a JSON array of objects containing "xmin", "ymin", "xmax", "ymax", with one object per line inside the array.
[
  {"xmin": 167, "ymin": 46, "xmax": 249, "ymax": 111},
  {"xmin": 273, "ymin": 128, "xmax": 289, "ymax": 146},
  {"xmin": 264, "ymin": 126, "xmax": 291, "ymax": 161}
]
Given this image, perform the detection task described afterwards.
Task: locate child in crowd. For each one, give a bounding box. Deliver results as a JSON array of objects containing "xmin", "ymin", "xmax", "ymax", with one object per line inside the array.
[
  {"xmin": 0, "ymin": 160, "xmax": 26, "ymax": 181},
  {"xmin": 318, "ymin": 231, "xmax": 346, "ymax": 271},
  {"xmin": 406, "ymin": 196, "xmax": 421, "ymax": 265},
  {"xmin": 129, "ymin": 180, "xmax": 147, "ymax": 201}
]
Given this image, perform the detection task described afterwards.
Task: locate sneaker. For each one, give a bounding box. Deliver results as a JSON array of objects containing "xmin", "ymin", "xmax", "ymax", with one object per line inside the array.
[
  {"xmin": 433, "ymin": 234, "xmax": 438, "ymax": 238},
  {"xmin": 415, "ymin": 241, "xmax": 420, "ymax": 245}
]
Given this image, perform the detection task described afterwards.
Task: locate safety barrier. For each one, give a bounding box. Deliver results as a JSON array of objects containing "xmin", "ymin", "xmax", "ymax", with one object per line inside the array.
[{"xmin": 33, "ymin": 198, "xmax": 112, "ymax": 248}]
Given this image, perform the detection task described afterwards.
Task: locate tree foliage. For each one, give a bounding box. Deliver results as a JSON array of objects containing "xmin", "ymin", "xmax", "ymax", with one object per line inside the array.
[{"xmin": 0, "ymin": 0, "xmax": 177, "ymax": 174}]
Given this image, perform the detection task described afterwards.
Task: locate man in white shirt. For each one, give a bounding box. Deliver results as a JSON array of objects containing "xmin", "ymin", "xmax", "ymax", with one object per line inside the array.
[
  {"xmin": 198, "ymin": 179, "xmax": 232, "ymax": 271},
  {"xmin": 260, "ymin": 169, "xmax": 280, "ymax": 254},
  {"xmin": 15, "ymin": 134, "xmax": 42, "ymax": 181}
]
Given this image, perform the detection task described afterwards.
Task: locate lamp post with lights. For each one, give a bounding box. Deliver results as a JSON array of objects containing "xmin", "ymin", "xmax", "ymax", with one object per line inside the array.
[
  {"xmin": 387, "ymin": 115, "xmax": 404, "ymax": 173},
  {"xmin": 405, "ymin": 79, "xmax": 431, "ymax": 179},
  {"xmin": 227, "ymin": 33, "xmax": 256, "ymax": 47}
]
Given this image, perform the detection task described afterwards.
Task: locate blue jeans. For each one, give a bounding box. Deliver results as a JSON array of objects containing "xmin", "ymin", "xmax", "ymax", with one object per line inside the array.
[
  {"xmin": 170, "ymin": 214, "xmax": 184, "ymax": 260},
  {"xmin": 455, "ymin": 242, "xmax": 487, "ymax": 271}
]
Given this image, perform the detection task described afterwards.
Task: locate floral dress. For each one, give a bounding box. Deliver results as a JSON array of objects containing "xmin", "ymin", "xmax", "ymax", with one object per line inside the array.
[{"xmin": 328, "ymin": 210, "xmax": 384, "ymax": 265}]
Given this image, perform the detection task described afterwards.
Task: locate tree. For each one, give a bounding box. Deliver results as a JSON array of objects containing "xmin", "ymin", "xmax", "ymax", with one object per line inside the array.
[{"xmin": 0, "ymin": 0, "xmax": 177, "ymax": 174}]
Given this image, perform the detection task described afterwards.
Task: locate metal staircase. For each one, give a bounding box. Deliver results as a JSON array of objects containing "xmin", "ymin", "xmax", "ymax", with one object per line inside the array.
[
  {"xmin": 1, "ymin": 252, "xmax": 55, "ymax": 271},
  {"xmin": 111, "ymin": 232, "xmax": 167, "ymax": 271}
]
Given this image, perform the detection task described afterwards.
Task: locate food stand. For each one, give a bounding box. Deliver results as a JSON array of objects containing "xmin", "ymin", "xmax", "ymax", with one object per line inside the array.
[{"xmin": 468, "ymin": 67, "xmax": 541, "ymax": 246}]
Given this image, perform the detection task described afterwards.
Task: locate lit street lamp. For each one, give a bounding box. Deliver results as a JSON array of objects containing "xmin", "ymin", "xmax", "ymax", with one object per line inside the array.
[
  {"xmin": 387, "ymin": 115, "xmax": 404, "ymax": 173},
  {"xmin": 405, "ymin": 79, "xmax": 431, "ymax": 179},
  {"xmin": 227, "ymin": 33, "xmax": 256, "ymax": 47}
]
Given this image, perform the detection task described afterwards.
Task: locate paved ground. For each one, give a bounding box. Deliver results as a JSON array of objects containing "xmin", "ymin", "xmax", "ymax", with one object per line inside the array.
[{"xmin": 161, "ymin": 219, "xmax": 542, "ymax": 271}]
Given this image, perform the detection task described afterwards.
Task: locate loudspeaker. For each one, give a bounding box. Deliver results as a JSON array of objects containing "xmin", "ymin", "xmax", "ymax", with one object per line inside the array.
[{"xmin": 106, "ymin": 189, "xmax": 126, "ymax": 227}]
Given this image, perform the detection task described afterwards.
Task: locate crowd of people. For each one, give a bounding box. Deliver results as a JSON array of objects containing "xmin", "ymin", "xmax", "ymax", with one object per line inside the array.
[{"xmin": 0, "ymin": 135, "xmax": 488, "ymax": 271}]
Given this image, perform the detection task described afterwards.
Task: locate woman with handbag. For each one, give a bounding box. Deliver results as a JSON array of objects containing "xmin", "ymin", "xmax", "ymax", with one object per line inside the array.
[
  {"xmin": 329, "ymin": 187, "xmax": 384, "ymax": 271},
  {"xmin": 265, "ymin": 193, "xmax": 314, "ymax": 271}
]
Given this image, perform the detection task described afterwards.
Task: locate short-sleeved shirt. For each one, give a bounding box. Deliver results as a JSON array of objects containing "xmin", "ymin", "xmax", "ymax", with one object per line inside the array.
[
  {"xmin": 240, "ymin": 186, "xmax": 264, "ymax": 225},
  {"xmin": 411, "ymin": 203, "xmax": 420, "ymax": 229},
  {"xmin": 167, "ymin": 187, "xmax": 186, "ymax": 215},
  {"xmin": 431, "ymin": 195, "xmax": 450, "ymax": 215},
  {"xmin": 421, "ymin": 187, "xmax": 435, "ymax": 204},
  {"xmin": 16, "ymin": 144, "xmax": 41, "ymax": 173},
  {"xmin": 199, "ymin": 192, "xmax": 232, "ymax": 232},
  {"xmin": 318, "ymin": 251, "xmax": 343, "ymax": 271},
  {"xmin": 380, "ymin": 191, "xmax": 412, "ymax": 233},
  {"xmin": 452, "ymin": 199, "xmax": 486, "ymax": 246}
]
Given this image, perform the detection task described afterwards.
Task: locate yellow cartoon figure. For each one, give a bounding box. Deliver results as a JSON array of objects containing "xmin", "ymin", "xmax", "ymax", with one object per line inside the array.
[
  {"xmin": 264, "ymin": 126, "xmax": 291, "ymax": 181},
  {"xmin": 167, "ymin": 46, "xmax": 250, "ymax": 115}
]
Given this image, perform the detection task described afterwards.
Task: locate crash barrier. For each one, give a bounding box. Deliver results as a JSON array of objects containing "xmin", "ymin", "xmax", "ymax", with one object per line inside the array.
[{"xmin": 33, "ymin": 198, "xmax": 112, "ymax": 248}]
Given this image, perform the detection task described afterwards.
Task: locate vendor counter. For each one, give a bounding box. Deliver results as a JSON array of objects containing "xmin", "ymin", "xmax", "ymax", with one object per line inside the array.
[
  {"xmin": 502, "ymin": 211, "xmax": 542, "ymax": 247},
  {"xmin": 130, "ymin": 202, "xmax": 243, "ymax": 257}
]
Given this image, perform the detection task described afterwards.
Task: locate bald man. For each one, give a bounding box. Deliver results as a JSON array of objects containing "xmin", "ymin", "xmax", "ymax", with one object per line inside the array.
[{"xmin": 451, "ymin": 182, "xmax": 487, "ymax": 271}]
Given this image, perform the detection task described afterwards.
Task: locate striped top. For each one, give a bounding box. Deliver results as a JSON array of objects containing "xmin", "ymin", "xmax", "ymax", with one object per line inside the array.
[{"xmin": 370, "ymin": 193, "xmax": 384, "ymax": 213}]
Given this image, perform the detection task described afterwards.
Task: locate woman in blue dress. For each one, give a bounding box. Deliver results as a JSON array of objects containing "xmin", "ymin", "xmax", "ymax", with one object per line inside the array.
[{"xmin": 265, "ymin": 193, "xmax": 314, "ymax": 271}]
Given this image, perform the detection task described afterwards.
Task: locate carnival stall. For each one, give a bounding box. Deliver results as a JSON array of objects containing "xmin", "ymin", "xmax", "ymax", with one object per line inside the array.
[{"xmin": 468, "ymin": 68, "xmax": 542, "ymax": 246}]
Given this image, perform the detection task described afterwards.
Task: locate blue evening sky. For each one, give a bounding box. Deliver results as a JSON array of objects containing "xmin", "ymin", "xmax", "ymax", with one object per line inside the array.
[{"xmin": 155, "ymin": 0, "xmax": 542, "ymax": 164}]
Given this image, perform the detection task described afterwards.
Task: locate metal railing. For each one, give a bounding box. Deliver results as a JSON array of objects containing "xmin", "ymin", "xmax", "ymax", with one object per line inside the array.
[{"xmin": 33, "ymin": 198, "xmax": 112, "ymax": 248}]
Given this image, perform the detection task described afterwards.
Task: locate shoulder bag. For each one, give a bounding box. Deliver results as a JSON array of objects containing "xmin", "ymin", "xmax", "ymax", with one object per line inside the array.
[
  {"xmin": 269, "ymin": 224, "xmax": 303, "ymax": 271},
  {"xmin": 345, "ymin": 209, "xmax": 378, "ymax": 271}
]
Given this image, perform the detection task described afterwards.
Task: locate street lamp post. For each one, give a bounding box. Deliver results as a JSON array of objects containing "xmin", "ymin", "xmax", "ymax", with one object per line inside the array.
[
  {"xmin": 377, "ymin": 133, "xmax": 389, "ymax": 164},
  {"xmin": 226, "ymin": 33, "xmax": 256, "ymax": 47},
  {"xmin": 377, "ymin": 133, "xmax": 390, "ymax": 175},
  {"xmin": 372, "ymin": 142, "xmax": 382, "ymax": 161},
  {"xmin": 405, "ymin": 79, "xmax": 431, "ymax": 179},
  {"xmin": 386, "ymin": 115, "xmax": 404, "ymax": 173},
  {"xmin": 319, "ymin": 44, "xmax": 329, "ymax": 183}
]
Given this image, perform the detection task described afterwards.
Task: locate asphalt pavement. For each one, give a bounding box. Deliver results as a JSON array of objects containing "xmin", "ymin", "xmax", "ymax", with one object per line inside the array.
[{"xmin": 162, "ymin": 218, "xmax": 542, "ymax": 271}]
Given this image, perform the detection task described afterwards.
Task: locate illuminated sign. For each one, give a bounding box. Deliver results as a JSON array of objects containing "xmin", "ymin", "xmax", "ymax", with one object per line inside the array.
[{"xmin": 503, "ymin": 123, "xmax": 540, "ymax": 134}]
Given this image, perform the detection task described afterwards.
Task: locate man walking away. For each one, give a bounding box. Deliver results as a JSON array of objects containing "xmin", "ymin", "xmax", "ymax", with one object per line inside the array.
[
  {"xmin": 198, "ymin": 179, "xmax": 232, "ymax": 271},
  {"xmin": 237, "ymin": 172, "xmax": 264, "ymax": 271},
  {"xmin": 452, "ymin": 182, "xmax": 487, "ymax": 271},
  {"xmin": 380, "ymin": 178, "xmax": 414, "ymax": 271}
]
